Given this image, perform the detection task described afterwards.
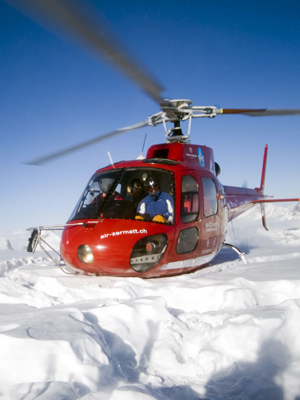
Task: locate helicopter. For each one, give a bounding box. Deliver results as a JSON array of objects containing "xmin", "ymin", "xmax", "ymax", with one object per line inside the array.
[{"xmin": 9, "ymin": 0, "xmax": 300, "ymax": 277}]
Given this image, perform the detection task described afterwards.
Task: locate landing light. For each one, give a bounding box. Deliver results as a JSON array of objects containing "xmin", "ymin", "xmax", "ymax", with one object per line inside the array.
[{"xmin": 77, "ymin": 244, "xmax": 94, "ymax": 264}]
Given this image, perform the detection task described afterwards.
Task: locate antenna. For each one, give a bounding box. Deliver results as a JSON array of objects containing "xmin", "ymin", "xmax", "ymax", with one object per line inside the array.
[
  {"xmin": 137, "ymin": 133, "xmax": 147, "ymax": 159},
  {"xmin": 142, "ymin": 133, "xmax": 147, "ymax": 153},
  {"xmin": 107, "ymin": 151, "xmax": 115, "ymax": 167}
]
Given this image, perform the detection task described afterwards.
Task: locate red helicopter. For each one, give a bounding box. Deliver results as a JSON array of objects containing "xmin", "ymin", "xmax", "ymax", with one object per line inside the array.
[{"xmin": 17, "ymin": 0, "xmax": 300, "ymax": 277}]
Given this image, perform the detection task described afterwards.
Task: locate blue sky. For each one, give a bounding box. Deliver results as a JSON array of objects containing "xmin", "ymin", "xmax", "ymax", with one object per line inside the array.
[{"xmin": 0, "ymin": 0, "xmax": 300, "ymax": 232}]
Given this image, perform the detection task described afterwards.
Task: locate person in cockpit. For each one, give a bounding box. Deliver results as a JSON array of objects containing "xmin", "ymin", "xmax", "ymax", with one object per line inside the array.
[
  {"xmin": 127, "ymin": 178, "xmax": 145, "ymax": 209},
  {"xmin": 76, "ymin": 177, "xmax": 133, "ymax": 219},
  {"xmin": 136, "ymin": 177, "xmax": 173, "ymax": 224},
  {"xmin": 96, "ymin": 177, "xmax": 135, "ymax": 218},
  {"xmin": 97, "ymin": 177, "xmax": 123, "ymax": 201}
]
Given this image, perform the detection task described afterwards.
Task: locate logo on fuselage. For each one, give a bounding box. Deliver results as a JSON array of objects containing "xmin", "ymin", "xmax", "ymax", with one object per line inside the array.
[{"xmin": 198, "ymin": 148, "xmax": 205, "ymax": 166}]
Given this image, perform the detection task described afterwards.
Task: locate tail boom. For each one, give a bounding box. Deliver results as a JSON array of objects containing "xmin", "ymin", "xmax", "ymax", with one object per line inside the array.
[{"xmin": 223, "ymin": 185, "xmax": 268, "ymax": 222}]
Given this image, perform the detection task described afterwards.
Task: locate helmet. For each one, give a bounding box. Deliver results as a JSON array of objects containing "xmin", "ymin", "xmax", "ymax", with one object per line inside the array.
[
  {"xmin": 98, "ymin": 177, "xmax": 114, "ymax": 193},
  {"xmin": 147, "ymin": 176, "xmax": 161, "ymax": 199},
  {"xmin": 130, "ymin": 178, "xmax": 143, "ymax": 193},
  {"xmin": 147, "ymin": 176, "xmax": 160, "ymax": 189}
]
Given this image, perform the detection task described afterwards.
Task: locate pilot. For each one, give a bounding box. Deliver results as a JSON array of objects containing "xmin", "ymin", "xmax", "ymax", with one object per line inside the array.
[{"xmin": 136, "ymin": 177, "xmax": 173, "ymax": 223}]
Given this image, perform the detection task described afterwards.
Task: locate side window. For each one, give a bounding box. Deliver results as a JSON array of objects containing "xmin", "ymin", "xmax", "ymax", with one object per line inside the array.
[
  {"xmin": 202, "ymin": 178, "xmax": 218, "ymax": 217},
  {"xmin": 177, "ymin": 227, "xmax": 199, "ymax": 254},
  {"xmin": 181, "ymin": 175, "xmax": 199, "ymax": 223}
]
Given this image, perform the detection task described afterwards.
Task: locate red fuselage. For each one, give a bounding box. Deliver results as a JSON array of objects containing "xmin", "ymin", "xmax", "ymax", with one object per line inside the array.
[{"xmin": 60, "ymin": 142, "xmax": 263, "ymax": 277}]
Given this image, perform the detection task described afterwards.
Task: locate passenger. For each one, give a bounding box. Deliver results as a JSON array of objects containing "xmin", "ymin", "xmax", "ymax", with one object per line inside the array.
[
  {"xmin": 136, "ymin": 177, "xmax": 173, "ymax": 223},
  {"xmin": 127, "ymin": 178, "xmax": 145, "ymax": 208}
]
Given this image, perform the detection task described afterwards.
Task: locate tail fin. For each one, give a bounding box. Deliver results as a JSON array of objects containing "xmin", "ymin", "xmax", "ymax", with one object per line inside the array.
[
  {"xmin": 258, "ymin": 145, "xmax": 268, "ymax": 196},
  {"xmin": 260, "ymin": 203, "xmax": 268, "ymax": 231},
  {"xmin": 259, "ymin": 145, "xmax": 268, "ymax": 230},
  {"xmin": 252, "ymin": 144, "xmax": 299, "ymax": 230}
]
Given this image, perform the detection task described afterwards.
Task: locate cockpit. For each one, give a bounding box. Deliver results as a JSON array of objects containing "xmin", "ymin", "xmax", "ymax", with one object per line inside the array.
[{"xmin": 69, "ymin": 167, "xmax": 175, "ymax": 224}]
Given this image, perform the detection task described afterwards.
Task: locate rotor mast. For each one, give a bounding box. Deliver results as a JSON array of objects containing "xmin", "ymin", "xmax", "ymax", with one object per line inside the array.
[{"xmin": 149, "ymin": 99, "xmax": 218, "ymax": 143}]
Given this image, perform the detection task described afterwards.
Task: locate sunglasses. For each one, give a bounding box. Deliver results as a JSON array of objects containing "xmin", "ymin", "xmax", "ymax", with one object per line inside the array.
[
  {"xmin": 148, "ymin": 185, "xmax": 160, "ymax": 192},
  {"xmin": 131, "ymin": 186, "xmax": 141, "ymax": 192}
]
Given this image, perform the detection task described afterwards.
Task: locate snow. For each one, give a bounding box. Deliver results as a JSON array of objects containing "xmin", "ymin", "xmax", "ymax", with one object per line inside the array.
[{"xmin": 0, "ymin": 204, "xmax": 300, "ymax": 399}]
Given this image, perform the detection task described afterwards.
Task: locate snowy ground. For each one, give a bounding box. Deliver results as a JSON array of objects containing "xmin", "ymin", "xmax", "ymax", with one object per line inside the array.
[{"xmin": 1, "ymin": 204, "xmax": 300, "ymax": 400}]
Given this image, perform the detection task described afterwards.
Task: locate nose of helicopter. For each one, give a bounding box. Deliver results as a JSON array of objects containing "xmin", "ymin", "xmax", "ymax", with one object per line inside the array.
[{"xmin": 60, "ymin": 219, "xmax": 173, "ymax": 276}]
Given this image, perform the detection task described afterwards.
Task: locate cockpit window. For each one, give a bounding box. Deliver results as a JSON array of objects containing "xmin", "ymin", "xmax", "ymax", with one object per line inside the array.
[{"xmin": 69, "ymin": 168, "xmax": 174, "ymax": 224}]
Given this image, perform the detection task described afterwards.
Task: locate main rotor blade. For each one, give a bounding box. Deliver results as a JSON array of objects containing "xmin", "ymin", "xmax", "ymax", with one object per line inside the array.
[
  {"xmin": 6, "ymin": 0, "xmax": 165, "ymax": 105},
  {"xmin": 26, "ymin": 120, "xmax": 149, "ymax": 166},
  {"xmin": 220, "ymin": 108, "xmax": 300, "ymax": 116}
]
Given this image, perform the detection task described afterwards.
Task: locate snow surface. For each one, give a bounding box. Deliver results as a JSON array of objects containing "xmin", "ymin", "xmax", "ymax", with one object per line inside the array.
[{"xmin": 0, "ymin": 204, "xmax": 300, "ymax": 400}]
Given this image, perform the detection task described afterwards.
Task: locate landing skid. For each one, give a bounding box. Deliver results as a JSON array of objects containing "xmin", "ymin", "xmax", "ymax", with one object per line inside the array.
[
  {"xmin": 27, "ymin": 224, "xmax": 84, "ymax": 275},
  {"xmin": 222, "ymin": 242, "xmax": 247, "ymax": 264}
]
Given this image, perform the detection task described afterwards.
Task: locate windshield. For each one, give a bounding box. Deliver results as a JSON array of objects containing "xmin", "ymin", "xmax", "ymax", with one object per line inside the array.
[{"xmin": 69, "ymin": 167, "xmax": 175, "ymax": 224}]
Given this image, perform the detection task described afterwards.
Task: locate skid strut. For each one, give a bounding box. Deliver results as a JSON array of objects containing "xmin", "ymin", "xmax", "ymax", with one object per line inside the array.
[
  {"xmin": 27, "ymin": 224, "xmax": 85, "ymax": 275},
  {"xmin": 222, "ymin": 242, "xmax": 247, "ymax": 264}
]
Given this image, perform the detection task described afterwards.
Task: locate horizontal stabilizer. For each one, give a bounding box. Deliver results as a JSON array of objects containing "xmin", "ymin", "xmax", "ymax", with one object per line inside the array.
[
  {"xmin": 252, "ymin": 198, "xmax": 300, "ymax": 203},
  {"xmin": 252, "ymin": 198, "xmax": 300, "ymax": 231}
]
